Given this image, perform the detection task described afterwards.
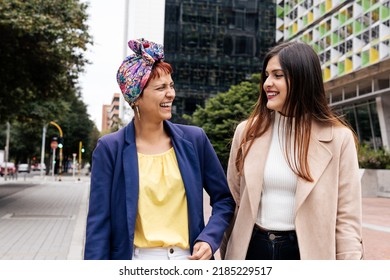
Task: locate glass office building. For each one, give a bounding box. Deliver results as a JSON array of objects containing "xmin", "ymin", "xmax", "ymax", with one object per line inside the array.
[
  {"xmin": 277, "ymin": 0, "xmax": 390, "ymax": 149},
  {"xmin": 164, "ymin": 0, "xmax": 276, "ymax": 121}
]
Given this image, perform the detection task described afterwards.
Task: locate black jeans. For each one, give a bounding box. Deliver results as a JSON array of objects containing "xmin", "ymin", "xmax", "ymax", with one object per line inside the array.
[{"xmin": 245, "ymin": 225, "xmax": 300, "ymax": 260}]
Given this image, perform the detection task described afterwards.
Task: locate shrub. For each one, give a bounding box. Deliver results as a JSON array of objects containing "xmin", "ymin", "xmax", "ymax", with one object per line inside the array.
[{"xmin": 358, "ymin": 145, "xmax": 390, "ymax": 169}]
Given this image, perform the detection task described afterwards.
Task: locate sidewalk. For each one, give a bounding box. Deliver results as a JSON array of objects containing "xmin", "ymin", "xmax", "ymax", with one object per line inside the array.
[
  {"xmin": 0, "ymin": 175, "xmax": 89, "ymax": 260},
  {"xmin": 361, "ymin": 197, "xmax": 390, "ymax": 260},
  {"xmin": 204, "ymin": 193, "xmax": 390, "ymax": 260},
  {"xmin": 0, "ymin": 175, "xmax": 388, "ymax": 260}
]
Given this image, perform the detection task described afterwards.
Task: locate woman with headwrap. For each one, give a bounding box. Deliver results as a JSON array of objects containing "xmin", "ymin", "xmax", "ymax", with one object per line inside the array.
[{"xmin": 84, "ymin": 38, "xmax": 235, "ymax": 260}]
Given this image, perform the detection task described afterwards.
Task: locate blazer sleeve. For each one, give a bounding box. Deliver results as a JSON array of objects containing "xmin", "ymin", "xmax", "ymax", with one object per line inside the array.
[
  {"xmin": 194, "ymin": 129, "xmax": 236, "ymax": 253},
  {"xmin": 84, "ymin": 138, "xmax": 114, "ymax": 259},
  {"xmin": 335, "ymin": 129, "xmax": 364, "ymax": 259}
]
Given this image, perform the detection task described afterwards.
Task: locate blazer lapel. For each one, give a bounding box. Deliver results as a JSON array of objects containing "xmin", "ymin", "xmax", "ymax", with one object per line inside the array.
[
  {"xmin": 243, "ymin": 127, "xmax": 272, "ymax": 220},
  {"xmin": 295, "ymin": 122, "xmax": 333, "ymax": 213},
  {"xmin": 122, "ymin": 121, "xmax": 140, "ymax": 236}
]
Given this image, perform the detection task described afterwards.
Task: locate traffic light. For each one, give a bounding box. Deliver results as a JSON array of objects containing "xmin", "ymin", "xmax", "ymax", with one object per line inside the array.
[
  {"xmin": 58, "ymin": 137, "xmax": 64, "ymax": 149},
  {"xmin": 81, "ymin": 147, "xmax": 85, "ymax": 153}
]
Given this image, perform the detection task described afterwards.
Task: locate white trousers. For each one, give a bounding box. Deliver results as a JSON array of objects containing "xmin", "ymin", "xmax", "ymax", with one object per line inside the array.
[{"xmin": 132, "ymin": 246, "xmax": 191, "ymax": 260}]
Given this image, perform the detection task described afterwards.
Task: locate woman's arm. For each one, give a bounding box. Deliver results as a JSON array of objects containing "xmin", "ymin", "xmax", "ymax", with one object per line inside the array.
[
  {"xmin": 84, "ymin": 139, "xmax": 113, "ymax": 259},
  {"xmin": 194, "ymin": 129, "xmax": 235, "ymax": 255},
  {"xmin": 336, "ymin": 129, "xmax": 364, "ymax": 260}
]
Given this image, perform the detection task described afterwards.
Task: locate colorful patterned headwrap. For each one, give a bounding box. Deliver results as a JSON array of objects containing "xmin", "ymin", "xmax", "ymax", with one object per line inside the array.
[{"xmin": 116, "ymin": 38, "xmax": 164, "ymax": 104}]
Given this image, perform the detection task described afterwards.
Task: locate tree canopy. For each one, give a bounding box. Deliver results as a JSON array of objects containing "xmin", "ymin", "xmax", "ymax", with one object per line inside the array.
[
  {"xmin": 185, "ymin": 74, "xmax": 261, "ymax": 170},
  {"xmin": 0, "ymin": 0, "xmax": 96, "ymax": 167},
  {"xmin": 0, "ymin": 0, "xmax": 91, "ymax": 123}
]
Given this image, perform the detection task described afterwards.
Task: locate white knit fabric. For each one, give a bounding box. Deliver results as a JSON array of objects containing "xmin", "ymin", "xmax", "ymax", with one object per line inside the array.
[{"xmin": 256, "ymin": 112, "xmax": 297, "ymax": 231}]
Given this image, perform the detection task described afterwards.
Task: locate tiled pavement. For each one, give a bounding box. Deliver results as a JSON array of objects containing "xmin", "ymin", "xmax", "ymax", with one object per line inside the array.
[
  {"xmin": 204, "ymin": 194, "xmax": 390, "ymax": 260},
  {"xmin": 0, "ymin": 175, "xmax": 389, "ymax": 260},
  {"xmin": 0, "ymin": 175, "xmax": 89, "ymax": 260},
  {"xmin": 361, "ymin": 197, "xmax": 390, "ymax": 260}
]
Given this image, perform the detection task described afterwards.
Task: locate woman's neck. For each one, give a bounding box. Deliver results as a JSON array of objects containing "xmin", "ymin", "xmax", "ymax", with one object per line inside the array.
[{"xmin": 134, "ymin": 120, "xmax": 171, "ymax": 154}]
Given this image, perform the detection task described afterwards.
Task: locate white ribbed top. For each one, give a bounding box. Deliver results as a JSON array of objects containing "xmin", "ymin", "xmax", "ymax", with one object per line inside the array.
[{"xmin": 256, "ymin": 112, "xmax": 297, "ymax": 231}]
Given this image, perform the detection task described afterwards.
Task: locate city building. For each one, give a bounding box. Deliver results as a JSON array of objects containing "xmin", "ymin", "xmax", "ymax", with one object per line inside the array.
[
  {"xmin": 164, "ymin": 0, "xmax": 276, "ymax": 121},
  {"xmin": 101, "ymin": 104, "xmax": 110, "ymax": 132},
  {"xmin": 277, "ymin": 0, "xmax": 390, "ymax": 149},
  {"xmin": 101, "ymin": 93, "xmax": 120, "ymax": 132}
]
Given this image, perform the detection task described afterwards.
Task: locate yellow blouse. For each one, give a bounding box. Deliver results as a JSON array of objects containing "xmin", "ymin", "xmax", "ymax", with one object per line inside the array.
[{"xmin": 134, "ymin": 147, "xmax": 189, "ymax": 249}]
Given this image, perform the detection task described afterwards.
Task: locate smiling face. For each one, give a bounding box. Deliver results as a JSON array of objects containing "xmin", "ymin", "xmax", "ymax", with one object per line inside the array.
[
  {"xmin": 136, "ymin": 72, "xmax": 175, "ymax": 123},
  {"xmin": 263, "ymin": 55, "xmax": 288, "ymax": 114}
]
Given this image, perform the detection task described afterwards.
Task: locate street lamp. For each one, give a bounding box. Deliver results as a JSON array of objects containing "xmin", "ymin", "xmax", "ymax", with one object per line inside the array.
[{"xmin": 78, "ymin": 141, "xmax": 83, "ymax": 181}]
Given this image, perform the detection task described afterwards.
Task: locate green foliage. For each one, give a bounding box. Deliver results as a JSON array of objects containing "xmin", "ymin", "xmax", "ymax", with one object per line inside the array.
[
  {"xmin": 358, "ymin": 145, "xmax": 390, "ymax": 169},
  {"xmin": 0, "ymin": 0, "xmax": 92, "ymax": 123},
  {"xmin": 185, "ymin": 74, "xmax": 261, "ymax": 169},
  {"xmin": 52, "ymin": 96, "xmax": 96, "ymax": 164},
  {"xmin": 0, "ymin": 0, "xmax": 95, "ymax": 167}
]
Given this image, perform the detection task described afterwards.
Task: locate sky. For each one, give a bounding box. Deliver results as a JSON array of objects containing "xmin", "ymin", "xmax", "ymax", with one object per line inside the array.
[{"xmin": 79, "ymin": 0, "xmax": 165, "ymax": 131}]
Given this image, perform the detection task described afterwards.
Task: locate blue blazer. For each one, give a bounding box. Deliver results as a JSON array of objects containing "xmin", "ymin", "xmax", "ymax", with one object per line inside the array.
[{"xmin": 84, "ymin": 120, "xmax": 235, "ymax": 259}]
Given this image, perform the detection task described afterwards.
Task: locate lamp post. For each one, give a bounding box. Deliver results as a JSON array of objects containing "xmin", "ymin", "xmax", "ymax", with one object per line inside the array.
[
  {"xmin": 40, "ymin": 125, "xmax": 47, "ymax": 178},
  {"xmin": 78, "ymin": 141, "xmax": 82, "ymax": 181},
  {"xmin": 49, "ymin": 121, "xmax": 63, "ymax": 181},
  {"xmin": 51, "ymin": 146, "xmax": 56, "ymax": 179},
  {"xmin": 72, "ymin": 153, "xmax": 77, "ymax": 179},
  {"xmin": 4, "ymin": 122, "xmax": 10, "ymax": 181}
]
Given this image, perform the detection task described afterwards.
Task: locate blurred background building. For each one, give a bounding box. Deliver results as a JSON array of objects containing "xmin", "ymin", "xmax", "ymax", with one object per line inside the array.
[
  {"xmin": 113, "ymin": 0, "xmax": 390, "ymax": 151},
  {"xmin": 101, "ymin": 93, "xmax": 120, "ymax": 133},
  {"xmin": 277, "ymin": 0, "xmax": 390, "ymax": 149},
  {"xmin": 163, "ymin": 0, "xmax": 276, "ymax": 122}
]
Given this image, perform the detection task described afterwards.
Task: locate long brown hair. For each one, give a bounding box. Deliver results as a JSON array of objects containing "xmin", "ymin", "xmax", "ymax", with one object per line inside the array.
[{"xmin": 236, "ymin": 41, "xmax": 355, "ymax": 182}]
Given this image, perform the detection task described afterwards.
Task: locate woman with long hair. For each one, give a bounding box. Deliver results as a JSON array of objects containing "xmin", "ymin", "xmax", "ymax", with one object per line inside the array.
[{"xmin": 221, "ymin": 41, "xmax": 363, "ymax": 260}]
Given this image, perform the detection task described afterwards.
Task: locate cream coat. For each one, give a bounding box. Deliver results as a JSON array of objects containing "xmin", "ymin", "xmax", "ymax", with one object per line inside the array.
[{"xmin": 220, "ymin": 118, "xmax": 364, "ymax": 260}]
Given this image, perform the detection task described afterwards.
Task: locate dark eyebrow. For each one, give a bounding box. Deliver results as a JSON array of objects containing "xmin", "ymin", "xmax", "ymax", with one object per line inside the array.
[{"xmin": 265, "ymin": 69, "xmax": 283, "ymax": 74}]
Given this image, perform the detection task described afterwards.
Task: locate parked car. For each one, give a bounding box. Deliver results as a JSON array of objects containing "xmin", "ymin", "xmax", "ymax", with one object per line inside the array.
[
  {"xmin": 33, "ymin": 163, "xmax": 46, "ymax": 171},
  {"xmin": 18, "ymin": 163, "xmax": 30, "ymax": 173},
  {"xmin": 0, "ymin": 162, "xmax": 16, "ymax": 176}
]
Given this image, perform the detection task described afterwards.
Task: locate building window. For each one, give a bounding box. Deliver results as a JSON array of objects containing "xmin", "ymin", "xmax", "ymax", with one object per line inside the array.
[
  {"xmin": 346, "ymin": 39, "xmax": 353, "ymax": 53},
  {"xmin": 340, "ymin": 100, "xmax": 382, "ymax": 149},
  {"xmin": 362, "ymin": 30, "xmax": 370, "ymax": 44},
  {"xmin": 338, "ymin": 42, "xmax": 345, "ymax": 55},
  {"xmin": 371, "ymin": 25, "xmax": 379, "ymax": 40}
]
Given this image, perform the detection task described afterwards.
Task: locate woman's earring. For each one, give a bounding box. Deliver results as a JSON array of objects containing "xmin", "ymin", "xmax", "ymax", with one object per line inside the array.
[{"xmin": 135, "ymin": 105, "xmax": 141, "ymax": 121}]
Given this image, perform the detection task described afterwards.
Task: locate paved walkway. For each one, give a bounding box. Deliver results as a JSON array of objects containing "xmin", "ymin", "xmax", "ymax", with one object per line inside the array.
[
  {"xmin": 362, "ymin": 197, "xmax": 390, "ymax": 260},
  {"xmin": 0, "ymin": 175, "xmax": 89, "ymax": 260},
  {"xmin": 204, "ymin": 193, "xmax": 390, "ymax": 260},
  {"xmin": 0, "ymin": 175, "xmax": 389, "ymax": 260}
]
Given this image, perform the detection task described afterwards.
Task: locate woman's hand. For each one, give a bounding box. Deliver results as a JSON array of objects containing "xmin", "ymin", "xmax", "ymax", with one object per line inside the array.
[{"xmin": 187, "ymin": 241, "xmax": 212, "ymax": 260}]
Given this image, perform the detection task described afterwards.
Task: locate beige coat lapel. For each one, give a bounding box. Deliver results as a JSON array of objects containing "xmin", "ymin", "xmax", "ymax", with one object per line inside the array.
[
  {"xmin": 243, "ymin": 128, "xmax": 272, "ymax": 220},
  {"xmin": 295, "ymin": 122, "xmax": 333, "ymax": 213}
]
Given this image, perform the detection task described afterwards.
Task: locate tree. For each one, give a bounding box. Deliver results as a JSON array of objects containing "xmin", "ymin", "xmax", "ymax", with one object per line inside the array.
[
  {"xmin": 0, "ymin": 0, "xmax": 92, "ymax": 124},
  {"xmin": 0, "ymin": 0, "xmax": 96, "ymax": 170},
  {"xmin": 56, "ymin": 95, "xmax": 96, "ymax": 166},
  {"xmin": 185, "ymin": 74, "xmax": 261, "ymax": 170}
]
